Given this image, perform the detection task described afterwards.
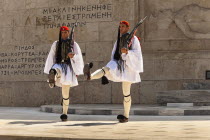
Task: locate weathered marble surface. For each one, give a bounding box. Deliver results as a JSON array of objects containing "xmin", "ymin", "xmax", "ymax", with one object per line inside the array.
[
  {"xmin": 1, "ymin": 0, "xmax": 210, "ymax": 106},
  {"xmin": 141, "ymin": 0, "xmax": 210, "ymax": 104},
  {"xmin": 157, "ymin": 90, "xmax": 210, "ymax": 105}
]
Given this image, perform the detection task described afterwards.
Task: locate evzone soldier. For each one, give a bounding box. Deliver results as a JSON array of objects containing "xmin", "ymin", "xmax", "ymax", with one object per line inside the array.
[
  {"xmin": 84, "ymin": 20, "xmax": 144, "ymax": 123},
  {"xmin": 44, "ymin": 26, "xmax": 84, "ymax": 121}
]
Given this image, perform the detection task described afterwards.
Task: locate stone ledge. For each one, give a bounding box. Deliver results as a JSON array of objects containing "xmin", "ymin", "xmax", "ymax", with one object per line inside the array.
[
  {"xmin": 40, "ymin": 104, "xmax": 210, "ymax": 116},
  {"xmin": 167, "ymin": 103, "xmax": 194, "ymax": 107},
  {"xmin": 0, "ymin": 135, "xmax": 90, "ymax": 140},
  {"xmin": 157, "ymin": 90, "xmax": 210, "ymax": 105}
]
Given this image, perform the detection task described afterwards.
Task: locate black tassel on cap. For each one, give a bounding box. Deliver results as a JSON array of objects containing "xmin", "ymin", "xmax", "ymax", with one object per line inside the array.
[{"xmin": 101, "ymin": 76, "xmax": 109, "ymax": 85}]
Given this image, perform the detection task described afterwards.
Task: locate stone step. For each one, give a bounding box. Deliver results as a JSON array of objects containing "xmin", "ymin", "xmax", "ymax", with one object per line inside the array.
[
  {"xmin": 157, "ymin": 90, "xmax": 210, "ymax": 105},
  {"xmin": 167, "ymin": 103, "xmax": 194, "ymax": 107},
  {"xmin": 0, "ymin": 136, "xmax": 76, "ymax": 140},
  {"xmin": 183, "ymin": 82, "xmax": 210, "ymax": 90},
  {"xmin": 40, "ymin": 104, "xmax": 210, "ymax": 116}
]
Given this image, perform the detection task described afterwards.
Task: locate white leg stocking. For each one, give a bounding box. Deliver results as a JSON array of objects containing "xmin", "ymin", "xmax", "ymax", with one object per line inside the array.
[
  {"xmin": 55, "ymin": 68, "xmax": 61, "ymax": 81},
  {"xmin": 122, "ymin": 82, "xmax": 132, "ymax": 118},
  {"xmin": 91, "ymin": 67, "xmax": 110, "ymax": 80},
  {"xmin": 62, "ymin": 85, "xmax": 70, "ymax": 115}
]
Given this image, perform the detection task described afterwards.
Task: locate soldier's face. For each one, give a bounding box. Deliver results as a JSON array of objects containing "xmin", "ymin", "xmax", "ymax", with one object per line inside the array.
[
  {"xmin": 61, "ymin": 30, "xmax": 70, "ymax": 40},
  {"xmin": 119, "ymin": 24, "xmax": 129, "ymax": 35}
]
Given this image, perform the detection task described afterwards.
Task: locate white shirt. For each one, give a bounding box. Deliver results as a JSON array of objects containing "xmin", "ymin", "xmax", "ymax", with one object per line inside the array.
[
  {"xmin": 44, "ymin": 41, "xmax": 84, "ymax": 87},
  {"xmin": 105, "ymin": 36, "xmax": 143, "ymax": 83}
]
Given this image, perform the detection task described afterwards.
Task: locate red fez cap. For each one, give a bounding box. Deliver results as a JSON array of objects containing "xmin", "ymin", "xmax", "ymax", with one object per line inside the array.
[
  {"xmin": 60, "ymin": 26, "xmax": 69, "ymax": 31},
  {"xmin": 120, "ymin": 21, "xmax": 130, "ymax": 27}
]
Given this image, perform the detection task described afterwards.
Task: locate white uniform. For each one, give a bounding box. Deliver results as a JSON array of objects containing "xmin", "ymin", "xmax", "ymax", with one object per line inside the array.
[
  {"xmin": 105, "ymin": 36, "xmax": 143, "ymax": 83},
  {"xmin": 44, "ymin": 41, "xmax": 84, "ymax": 87},
  {"xmin": 89, "ymin": 35, "xmax": 143, "ymax": 119}
]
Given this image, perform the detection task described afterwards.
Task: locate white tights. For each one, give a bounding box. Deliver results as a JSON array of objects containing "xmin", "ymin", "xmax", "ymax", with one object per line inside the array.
[
  {"xmin": 122, "ymin": 82, "xmax": 132, "ymax": 118},
  {"xmin": 54, "ymin": 68, "xmax": 70, "ymax": 115},
  {"xmin": 62, "ymin": 85, "xmax": 70, "ymax": 115},
  {"xmin": 90, "ymin": 67, "xmax": 110, "ymax": 80},
  {"xmin": 91, "ymin": 67, "xmax": 132, "ymax": 118}
]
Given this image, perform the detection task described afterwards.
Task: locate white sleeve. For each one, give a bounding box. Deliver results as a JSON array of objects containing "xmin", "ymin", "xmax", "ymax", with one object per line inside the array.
[
  {"xmin": 122, "ymin": 36, "xmax": 143, "ymax": 73},
  {"xmin": 44, "ymin": 41, "xmax": 57, "ymax": 74},
  {"xmin": 70, "ymin": 42, "xmax": 84, "ymax": 75},
  {"xmin": 111, "ymin": 41, "xmax": 117, "ymax": 60}
]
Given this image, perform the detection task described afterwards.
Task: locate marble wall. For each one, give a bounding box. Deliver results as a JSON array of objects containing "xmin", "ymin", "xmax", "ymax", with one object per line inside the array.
[
  {"xmin": 0, "ymin": 0, "xmax": 209, "ymax": 106},
  {"xmin": 140, "ymin": 0, "xmax": 210, "ymax": 103}
]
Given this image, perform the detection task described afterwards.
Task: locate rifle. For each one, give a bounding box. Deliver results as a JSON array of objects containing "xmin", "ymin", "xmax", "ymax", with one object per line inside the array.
[
  {"xmin": 68, "ymin": 20, "xmax": 78, "ymax": 53},
  {"xmin": 123, "ymin": 16, "xmax": 147, "ymax": 49}
]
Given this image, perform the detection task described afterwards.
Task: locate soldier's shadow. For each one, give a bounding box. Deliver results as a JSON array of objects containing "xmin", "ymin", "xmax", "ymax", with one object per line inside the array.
[
  {"xmin": 59, "ymin": 122, "xmax": 118, "ymax": 127},
  {"xmin": 9, "ymin": 121, "xmax": 57, "ymax": 125},
  {"xmin": 9, "ymin": 121, "xmax": 118, "ymax": 126}
]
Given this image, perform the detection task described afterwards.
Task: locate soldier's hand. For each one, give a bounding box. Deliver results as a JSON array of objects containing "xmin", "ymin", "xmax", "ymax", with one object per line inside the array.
[
  {"xmin": 121, "ymin": 48, "xmax": 128, "ymax": 54},
  {"xmin": 68, "ymin": 52, "xmax": 75, "ymax": 58}
]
